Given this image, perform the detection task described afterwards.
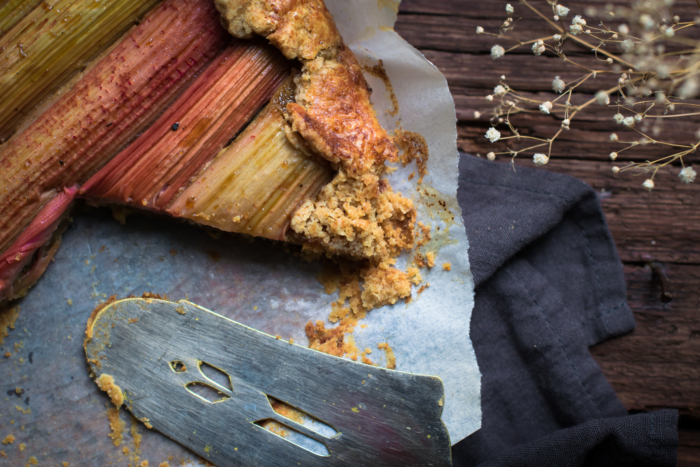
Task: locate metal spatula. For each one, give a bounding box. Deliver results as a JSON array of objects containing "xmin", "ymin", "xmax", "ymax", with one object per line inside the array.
[{"xmin": 84, "ymin": 298, "xmax": 451, "ymax": 466}]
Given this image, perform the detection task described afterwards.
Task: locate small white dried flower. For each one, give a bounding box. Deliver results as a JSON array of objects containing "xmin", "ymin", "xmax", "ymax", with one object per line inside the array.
[
  {"xmin": 656, "ymin": 91, "xmax": 666, "ymax": 104},
  {"xmin": 561, "ymin": 119, "xmax": 570, "ymax": 129},
  {"xmin": 476, "ymin": 26, "xmax": 485, "ymax": 34},
  {"xmin": 494, "ymin": 85, "xmax": 507, "ymax": 95},
  {"xmin": 623, "ymin": 116, "xmax": 635, "ymax": 128},
  {"xmin": 639, "ymin": 14, "xmax": 656, "ymax": 30},
  {"xmin": 611, "ymin": 33, "xmax": 618, "ymax": 39},
  {"xmin": 585, "ymin": 29, "xmax": 591, "ymax": 34},
  {"xmin": 553, "ymin": 34, "xmax": 562, "ymax": 41},
  {"xmin": 621, "ymin": 39, "xmax": 634, "ymax": 52},
  {"xmin": 506, "ymin": 100, "xmax": 516, "ymax": 107},
  {"xmin": 506, "ymin": 4, "xmax": 514, "ymax": 14},
  {"xmin": 555, "ymin": 4, "xmax": 570, "ymax": 17},
  {"xmin": 486, "ymin": 95, "xmax": 494, "ymax": 101},
  {"xmin": 679, "ymin": 166, "xmax": 697, "ymax": 183},
  {"xmin": 491, "ymin": 44, "xmax": 505, "ymax": 59},
  {"xmin": 638, "ymin": 14, "xmax": 654, "ymax": 29},
  {"xmin": 552, "ymin": 76, "xmax": 566, "ymax": 93},
  {"xmin": 532, "ymin": 40, "xmax": 546, "ymax": 56},
  {"xmin": 596, "ymin": 91, "xmax": 610, "ymax": 105},
  {"xmin": 612, "ymin": 166, "xmax": 620, "ymax": 174},
  {"xmin": 642, "ymin": 179, "xmax": 655, "ymax": 191},
  {"xmin": 487, "ymin": 152, "xmax": 496, "ymax": 161},
  {"xmin": 609, "ymin": 152, "xmax": 618, "ymax": 160},
  {"xmin": 634, "ymin": 114, "xmax": 642, "ymax": 123},
  {"xmin": 570, "ymin": 24, "xmax": 583, "ymax": 35},
  {"xmin": 501, "ymin": 75, "xmax": 506, "ymax": 80},
  {"xmin": 553, "ymin": 15, "xmax": 559, "ymax": 21},
  {"xmin": 668, "ymin": 103, "xmax": 675, "ymax": 111},
  {"xmin": 606, "ymin": 57, "xmax": 614, "ymax": 64},
  {"xmin": 533, "ymin": 153, "xmax": 549, "ymax": 165},
  {"xmin": 619, "ymin": 24, "xmax": 629, "ymax": 35},
  {"xmin": 572, "ymin": 15, "xmax": 586, "ymax": 26},
  {"xmin": 614, "ymin": 113, "xmax": 624, "ymax": 124},
  {"xmin": 474, "ymin": 111, "xmax": 481, "ymax": 119},
  {"xmin": 673, "ymin": 14, "xmax": 680, "ymax": 23},
  {"xmin": 610, "ymin": 133, "xmax": 618, "ymax": 141},
  {"xmin": 485, "ymin": 127, "xmax": 501, "ymax": 143},
  {"xmin": 540, "ymin": 101, "xmax": 553, "ymax": 114},
  {"xmin": 679, "ymin": 78, "xmax": 699, "ymax": 99},
  {"xmin": 664, "ymin": 27, "xmax": 675, "ymax": 37}
]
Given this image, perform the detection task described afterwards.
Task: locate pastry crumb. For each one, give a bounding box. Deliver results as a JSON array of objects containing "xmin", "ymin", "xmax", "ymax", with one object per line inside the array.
[
  {"xmin": 0, "ymin": 307, "xmax": 19, "ymax": 345},
  {"xmin": 442, "ymin": 262, "xmax": 451, "ymax": 271},
  {"xmin": 1, "ymin": 434, "xmax": 14, "ymax": 445},
  {"xmin": 426, "ymin": 251, "xmax": 436, "ymax": 268},
  {"xmin": 107, "ymin": 408, "xmax": 125, "ymax": 446},
  {"xmin": 378, "ymin": 342, "xmax": 396, "ymax": 369},
  {"xmin": 96, "ymin": 374, "xmax": 124, "ymax": 407},
  {"xmin": 395, "ymin": 128, "xmax": 429, "ymax": 184}
]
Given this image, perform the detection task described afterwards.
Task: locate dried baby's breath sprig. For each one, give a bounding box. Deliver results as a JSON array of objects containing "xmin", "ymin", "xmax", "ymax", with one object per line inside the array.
[{"xmin": 477, "ymin": 0, "xmax": 700, "ymax": 189}]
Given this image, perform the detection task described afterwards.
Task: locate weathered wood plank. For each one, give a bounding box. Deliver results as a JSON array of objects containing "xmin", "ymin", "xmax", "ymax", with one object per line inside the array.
[
  {"xmin": 400, "ymin": 0, "xmax": 700, "ymax": 20},
  {"xmin": 395, "ymin": 2, "xmax": 700, "ymax": 461}
]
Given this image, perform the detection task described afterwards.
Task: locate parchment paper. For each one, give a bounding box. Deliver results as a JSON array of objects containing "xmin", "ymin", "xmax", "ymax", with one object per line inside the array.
[{"xmin": 0, "ymin": 1, "xmax": 480, "ymax": 465}]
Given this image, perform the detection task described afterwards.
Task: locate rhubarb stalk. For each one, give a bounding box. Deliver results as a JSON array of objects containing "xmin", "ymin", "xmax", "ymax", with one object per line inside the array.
[
  {"xmin": 82, "ymin": 40, "xmax": 290, "ymax": 211},
  {"xmin": 0, "ymin": 0, "xmax": 43, "ymax": 37},
  {"xmin": 0, "ymin": 186, "xmax": 76, "ymax": 301},
  {"xmin": 167, "ymin": 95, "xmax": 334, "ymax": 241},
  {"xmin": 0, "ymin": 0, "xmax": 230, "ymax": 254},
  {"xmin": 0, "ymin": 0, "xmax": 165, "ymax": 141}
]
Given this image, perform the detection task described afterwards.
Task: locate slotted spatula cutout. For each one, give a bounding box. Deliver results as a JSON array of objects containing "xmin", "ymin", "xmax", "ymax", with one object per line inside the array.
[{"xmin": 84, "ymin": 298, "xmax": 451, "ymax": 466}]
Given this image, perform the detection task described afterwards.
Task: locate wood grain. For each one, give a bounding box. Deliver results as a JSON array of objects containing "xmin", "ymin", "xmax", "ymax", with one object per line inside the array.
[{"xmin": 396, "ymin": 1, "xmax": 700, "ymax": 463}]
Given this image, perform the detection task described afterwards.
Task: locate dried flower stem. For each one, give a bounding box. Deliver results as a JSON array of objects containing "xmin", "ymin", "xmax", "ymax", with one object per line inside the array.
[{"xmin": 479, "ymin": 0, "xmax": 699, "ymax": 187}]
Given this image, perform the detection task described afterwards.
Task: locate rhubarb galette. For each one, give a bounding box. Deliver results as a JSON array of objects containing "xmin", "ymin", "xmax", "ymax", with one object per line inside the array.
[{"xmin": 0, "ymin": 0, "xmax": 416, "ymax": 315}]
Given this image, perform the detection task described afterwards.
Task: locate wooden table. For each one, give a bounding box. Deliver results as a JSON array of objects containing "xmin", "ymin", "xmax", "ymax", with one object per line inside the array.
[{"xmin": 395, "ymin": 1, "xmax": 700, "ymax": 464}]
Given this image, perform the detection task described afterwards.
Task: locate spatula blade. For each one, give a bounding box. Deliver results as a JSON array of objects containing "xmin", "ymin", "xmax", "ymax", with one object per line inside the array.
[{"xmin": 84, "ymin": 298, "xmax": 451, "ymax": 466}]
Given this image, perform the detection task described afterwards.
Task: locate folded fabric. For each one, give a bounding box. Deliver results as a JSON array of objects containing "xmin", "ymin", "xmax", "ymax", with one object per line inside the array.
[{"xmin": 453, "ymin": 155, "xmax": 678, "ymax": 466}]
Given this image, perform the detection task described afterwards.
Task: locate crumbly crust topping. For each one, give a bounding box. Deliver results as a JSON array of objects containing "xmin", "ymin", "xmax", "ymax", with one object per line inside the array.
[
  {"xmin": 215, "ymin": 0, "xmax": 415, "ymax": 314},
  {"xmin": 214, "ymin": 0, "xmax": 342, "ymax": 61},
  {"xmin": 213, "ymin": 0, "xmax": 398, "ymax": 176}
]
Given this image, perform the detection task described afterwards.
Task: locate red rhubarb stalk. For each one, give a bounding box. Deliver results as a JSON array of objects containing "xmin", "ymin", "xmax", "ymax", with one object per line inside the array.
[
  {"xmin": 82, "ymin": 40, "xmax": 290, "ymax": 210},
  {"xmin": 0, "ymin": 0, "xmax": 229, "ymax": 254}
]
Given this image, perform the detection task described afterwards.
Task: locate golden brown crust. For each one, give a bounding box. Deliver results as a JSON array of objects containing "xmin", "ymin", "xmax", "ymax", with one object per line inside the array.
[
  {"xmin": 288, "ymin": 46, "xmax": 398, "ymax": 176},
  {"xmin": 214, "ymin": 0, "xmax": 398, "ymax": 176},
  {"xmin": 213, "ymin": 0, "xmax": 342, "ymax": 60}
]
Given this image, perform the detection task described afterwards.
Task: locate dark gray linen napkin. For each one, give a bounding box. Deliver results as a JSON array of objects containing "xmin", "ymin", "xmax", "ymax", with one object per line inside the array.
[{"xmin": 452, "ymin": 154, "xmax": 678, "ymax": 466}]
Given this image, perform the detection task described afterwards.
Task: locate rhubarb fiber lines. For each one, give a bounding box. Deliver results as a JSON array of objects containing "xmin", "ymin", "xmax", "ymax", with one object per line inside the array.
[
  {"xmin": 168, "ymin": 100, "xmax": 334, "ymax": 241},
  {"xmin": 0, "ymin": 0, "xmax": 165, "ymax": 141},
  {"xmin": 0, "ymin": 0, "xmax": 229, "ymax": 253},
  {"xmin": 83, "ymin": 40, "xmax": 290, "ymax": 211}
]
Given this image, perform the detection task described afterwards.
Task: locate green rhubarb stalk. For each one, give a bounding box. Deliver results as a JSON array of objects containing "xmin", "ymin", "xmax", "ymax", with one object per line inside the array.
[
  {"xmin": 0, "ymin": 0, "xmax": 229, "ymax": 253},
  {"xmin": 167, "ymin": 97, "xmax": 334, "ymax": 241},
  {"xmin": 0, "ymin": 0, "xmax": 43, "ymax": 37}
]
